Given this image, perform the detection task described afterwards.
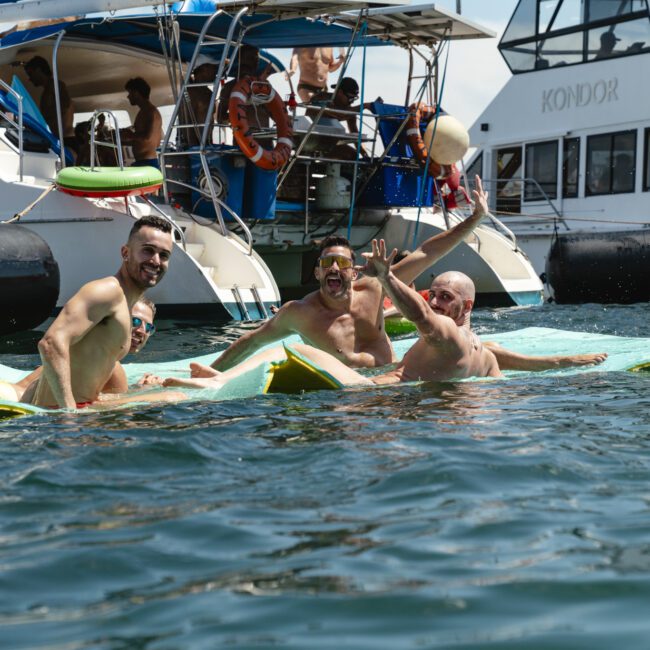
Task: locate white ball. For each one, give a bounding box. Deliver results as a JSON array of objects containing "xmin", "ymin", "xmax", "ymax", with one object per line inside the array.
[{"xmin": 423, "ymin": 114, "xmax": 470, "ymax": 165}]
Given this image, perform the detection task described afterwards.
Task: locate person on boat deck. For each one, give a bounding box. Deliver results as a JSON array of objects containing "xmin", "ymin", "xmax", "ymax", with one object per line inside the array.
[
  {"xmin": 180, "ymin": 176, "xmax": 606, "ymax": 380},
  {"xmin": 20, "ymin": 216, "xmax": 185, "ymax": 411},
  {"xmin": 285, "ymin": 47, "xmax": 346, "ymax": 103},
  {"xmin": 186, "ymin": 61, "xmax": 217, "ymax": 147},
  {"xmin": 1, "ymin": 298, "xmax": 157, "ymax": 404},
  {"xmin": 306, "ymin": 77, "xmax": 372, "ymax": 159},
  {"xmin": 217, "ymin": 45, "xmax": 271, "ymax": 132},
  {"xmin": 120, "ymin": 77, "xmax": 163, "ymax": 169},
  {"xmin": 594, "ymin": 30, "xmax": 620, "ymax": 60},
  {"xmin": 24, "ymin": 55, "xmax": 76, "ymax": 155}
]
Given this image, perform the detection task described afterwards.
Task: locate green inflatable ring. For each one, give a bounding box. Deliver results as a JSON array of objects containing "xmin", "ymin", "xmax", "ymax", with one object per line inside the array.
[
  {"xmin": 56, "ymin": 166, "xmax": 163, "ymax": 198},
  {"xmin": 628, "ymin": 361, "xmax": 650, "ymax": 373},
  {"xmin": 385, "ymin": 316, "xmax": 416, "ymax": 337}
]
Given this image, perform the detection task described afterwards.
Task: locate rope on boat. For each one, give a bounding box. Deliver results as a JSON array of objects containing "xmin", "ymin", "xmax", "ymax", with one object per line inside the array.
[{"xmin": 1, "ymin": 183, "xmax": 56, "ymax": 224}]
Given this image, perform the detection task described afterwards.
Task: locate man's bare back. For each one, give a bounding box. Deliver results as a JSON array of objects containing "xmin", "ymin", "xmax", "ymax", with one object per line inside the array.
[{"xmin": 130, "ymin": 103, "xmax": 163, "ymax": 161}]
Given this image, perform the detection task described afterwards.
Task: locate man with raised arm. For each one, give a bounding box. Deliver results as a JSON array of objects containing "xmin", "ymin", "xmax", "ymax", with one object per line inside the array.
[
  {"xmin": 23, "ymin": 216, "xmax": 183, "ymax": 410},
  {"xmin": 195, "ymin": 177, "xmax": 493, "ymax": 375}
]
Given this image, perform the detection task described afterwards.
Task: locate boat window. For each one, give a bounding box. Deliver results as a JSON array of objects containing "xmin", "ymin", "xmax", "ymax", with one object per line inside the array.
[
  {"xmin": 643, "ymin": 128, "xmax": 650, "ymax": 191},
  {"xmin": 587, "ymin": 18, "xmax": 650, "ymax": 60},
  {"xmin": 585, "ymin": 130, "xmax": 636, "ymax": 195},
  {"xmin": 587, "ymin": 0, "xmax": 646, "ymax": 22},
  {"xmin": 496, "ymin": 146, "xmax": 523, "ymax": 215},
  {"xmin": 465, "ymin": 152, "xmax": 483, "ymax": 187},
  {"xmin": 499, "ymin": 0, "xmax": 650, "ymax": 72},
  {"xmin": 537, "ymin": 31, "xmax": 584, "ymax": 67},
  {"xmin": 562, "ymin": 137, "xmax": 580, "ymax": 198},
  {"xmin": 525, "ymin": 140, "xmax": 558, "ymax": 201}
]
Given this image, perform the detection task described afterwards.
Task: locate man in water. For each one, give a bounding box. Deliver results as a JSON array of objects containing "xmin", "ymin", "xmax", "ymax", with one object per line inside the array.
[
  {"xmin": 24, "ymin": 55, "xmax": 75, "ymax": 154},
  {"xmin": 121, "ymin": 77, "xmax": 163, "ymax": 168},
  {"xmin": 286, "ymin": 47, "xmax": 346, "ymax": 103},
  {"xmin": 2, "ymin": 298, "xmax": 157, "ymax": 402},
  {"xmin": 23, "ymin": 216, "xmax": 183, "ymax": 410}
]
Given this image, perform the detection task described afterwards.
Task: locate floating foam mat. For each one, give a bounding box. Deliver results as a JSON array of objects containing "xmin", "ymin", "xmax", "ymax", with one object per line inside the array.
[{"xmin": 1, "ymin": 328, "xmax": 648, "ymax": 420}]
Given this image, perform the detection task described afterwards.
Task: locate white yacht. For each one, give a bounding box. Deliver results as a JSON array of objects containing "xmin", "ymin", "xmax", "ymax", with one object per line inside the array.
[
  {"xmin": 467, "ymin": 0, "xmax": 650, "ymax": 303},
  {"xmin": 0, "ymin": 1, "xmax": 544, "ymax": 334}
]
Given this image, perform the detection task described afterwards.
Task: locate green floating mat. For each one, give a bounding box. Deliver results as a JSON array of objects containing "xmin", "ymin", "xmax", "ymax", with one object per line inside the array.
[
  {"xmin": 1, "ymin": 329, "xmax": 648, "ymax": 420},
  {"xmin": 385, "ymin": 316, "xmax": 417, "ymax": 337}
]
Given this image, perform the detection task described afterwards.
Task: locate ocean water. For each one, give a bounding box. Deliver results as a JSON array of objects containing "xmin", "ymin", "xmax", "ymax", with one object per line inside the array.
[{"xmin": 1, "ymin": 303, "xmax": 649, "ymax": 649}]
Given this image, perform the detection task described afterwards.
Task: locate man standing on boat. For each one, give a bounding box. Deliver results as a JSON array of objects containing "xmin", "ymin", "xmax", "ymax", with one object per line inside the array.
[
  {"xmin": 23, "ymin": 216, "xmax": 183, "ymax": 410},
  {"xmin": 286, "ymin": 47, "xmax": 346, "ymax": 103},
  {"xmin": 121, "ymin": 77, "xmax": 163, "ymax": 168},
  {"xmin": 24, "ymin": 55, "xmax": 75, "ymax": 154}
]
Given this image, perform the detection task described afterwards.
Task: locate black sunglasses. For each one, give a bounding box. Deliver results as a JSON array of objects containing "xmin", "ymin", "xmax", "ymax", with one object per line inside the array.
[{"xmin": 132, "ymin": 316, "xmax": 155, "ymax": 334}]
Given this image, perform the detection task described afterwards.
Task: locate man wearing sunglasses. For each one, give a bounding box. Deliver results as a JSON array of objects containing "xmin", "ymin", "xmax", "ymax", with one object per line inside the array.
[
  {"xmin": 20, "ymin": 216, "xmax": 180, "ymax": 410},
  {"xmin": 191, "ymin": 177, "xmax": 494, "ymax": 377},
  {"xmin": 4, "ymin": 298, "xmax": 158, "ymax": 403}
]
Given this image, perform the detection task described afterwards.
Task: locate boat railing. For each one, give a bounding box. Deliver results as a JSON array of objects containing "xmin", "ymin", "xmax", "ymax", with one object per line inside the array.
[
  {"xmin": 0, "ymin": 79, "xmax": 23, "ymax": 181},
  {"xmin": 475, "ymin": 177, "xmax": 569, "ymax": 231},
  {"xmin": 89, "ymin": 110, "xmax": 124, "ymax": 169}
]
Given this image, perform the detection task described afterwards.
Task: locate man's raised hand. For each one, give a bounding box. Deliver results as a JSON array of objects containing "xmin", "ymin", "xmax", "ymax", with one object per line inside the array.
[
  {"xmin": 471, "ymin": 175, "xmax": 489, "ymax": 220},
  {"xmin": 360, "ymin": 238, "xmax": 398, "ymax": 279}
]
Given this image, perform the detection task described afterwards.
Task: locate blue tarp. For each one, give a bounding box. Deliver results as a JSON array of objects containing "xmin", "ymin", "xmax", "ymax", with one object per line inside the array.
[{"xmin": 0, "ymin": 12, "xmax": 390, "ymax": 56}]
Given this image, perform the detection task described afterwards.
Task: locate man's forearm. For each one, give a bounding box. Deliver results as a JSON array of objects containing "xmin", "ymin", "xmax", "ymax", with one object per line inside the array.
[
  {"xmin": 211, "ymin": 334, "xmax": 267, "ymax": 371},
  {"xmin": 38, "ymin": 343, "xmax": 75, "ymax": 409},
  {"xmin": 380, "ymin": 272, "xmax": 429, "ymax": 325}
]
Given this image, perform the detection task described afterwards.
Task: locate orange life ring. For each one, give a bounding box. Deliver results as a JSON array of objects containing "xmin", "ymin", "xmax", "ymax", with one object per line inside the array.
[
  {"xmin": 406, "ymin": 103, "xmax": 452, "ymax": 179},
  {"xmin": 228, "ymin": 76, "xmax": 293, "ymax": 171}
]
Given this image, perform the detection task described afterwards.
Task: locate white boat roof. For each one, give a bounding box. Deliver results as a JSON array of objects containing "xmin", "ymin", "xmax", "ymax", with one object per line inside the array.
[{"xmin": 334, "ymin": 3, "xmax": 496, "ymax": 46}]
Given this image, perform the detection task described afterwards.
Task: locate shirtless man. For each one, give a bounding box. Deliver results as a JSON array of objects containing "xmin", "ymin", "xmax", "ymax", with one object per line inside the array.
[
  {"xmin": 1, "ymin": 298, "xmax": 157, "ymax": 403},
  {"xmin": 286, "ymin": 47, "xmax": 346, "ymax": 103},
  {"xmin": 24, "ymin": 55, "xmax": 75, "ymax": 152},
  {"xmin": 186, "ymin": 63, "xmax": 216, "ymax": 147},
  {"xmin": 121, "ymin": 77, "xmax": 163, "ymax": 168},
  {"xmin": 23, "ymin": 216, "xmax": 181, "ymax": 410}
]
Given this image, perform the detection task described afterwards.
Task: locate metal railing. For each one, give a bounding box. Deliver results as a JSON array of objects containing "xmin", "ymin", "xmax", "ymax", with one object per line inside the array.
[{"xmin": 0, "ymin": 79, "xmax": 23, "ymax": 181}]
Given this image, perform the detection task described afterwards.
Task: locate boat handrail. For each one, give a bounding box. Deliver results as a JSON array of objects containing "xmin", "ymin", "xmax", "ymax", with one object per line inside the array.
[
  {"xmin": 478, "ymin": 177, "xmax": 569, "ymax": 232},
  {"xmin": 0, "ymin": 79, "xmax": 23, "ymax": 181},
  {"xmin": 89, "ymin": 110, "xmax": 125, "ymax": 169}
]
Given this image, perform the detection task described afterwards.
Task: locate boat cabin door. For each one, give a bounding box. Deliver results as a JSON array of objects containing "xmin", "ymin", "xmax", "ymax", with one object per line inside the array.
[{"xmin": 494, "ymin": 146, "xmax": 522, "ymax": 215}]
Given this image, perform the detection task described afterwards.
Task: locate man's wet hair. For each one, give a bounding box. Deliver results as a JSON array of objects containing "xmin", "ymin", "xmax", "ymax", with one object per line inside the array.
[
  {"xmin": 318, "ymin": 235, "xmax": 355, "ymax": 261},
  {"xmin": 128, "ymin": 216, "xmax": 172, "ymax": 241},
  {"xmin": 137, "ymin": 296, "xmax": 157, "ymax": 318},
  {"xmin": 125, "ymin": 77, "xmax": 151, "ymax": 99},
  {"xmin": 25, "ymin": 56, "xmax": 51, "ymax": 76}
]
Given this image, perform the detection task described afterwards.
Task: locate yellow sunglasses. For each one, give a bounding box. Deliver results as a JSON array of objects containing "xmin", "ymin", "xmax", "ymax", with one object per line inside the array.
[{"xmin": 318, "ymin": 255, "xmax": 354, "ymax": 269}]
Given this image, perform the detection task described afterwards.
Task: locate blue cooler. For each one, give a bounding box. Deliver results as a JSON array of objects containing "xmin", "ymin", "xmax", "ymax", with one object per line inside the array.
[
  {"xmin": 243, "ymin": 161, "xmax": 277, "ymax": 220},
  {"xmin": 190, "ymin": 145, "xmax": 246, "ymax": 220},
  {"xmin": 358, "ymin": 102, "xmax": 435, "ymax": 208}
]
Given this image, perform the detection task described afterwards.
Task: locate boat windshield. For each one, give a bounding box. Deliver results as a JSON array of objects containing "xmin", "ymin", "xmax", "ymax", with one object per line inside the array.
[{"xmin": 499, "ymin": 0, "xmax": 650, "ymax": 72}]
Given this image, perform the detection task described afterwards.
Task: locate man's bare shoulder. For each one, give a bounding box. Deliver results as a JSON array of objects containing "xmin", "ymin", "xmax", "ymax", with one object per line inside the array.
[
  {"xmin": 77, "ymin": 276, "xmax": 123, "ymax": 301},
  {"xmin": 352, "ymin": 275, "xmax": 382, "ymax": 292}
]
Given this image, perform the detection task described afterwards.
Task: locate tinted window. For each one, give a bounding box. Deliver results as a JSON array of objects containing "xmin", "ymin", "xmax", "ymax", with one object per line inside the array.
[
  {"xmin": 563, "ymin": 137, "xmax": 580, "ymax": 198},
  {"xmin": 525, "ymin": 140, "xmax": 558, "ymax": 200},
  {"xmin": 586, "ymin": 130, "xmax": 636, "ymax": 195},
  {"xmin": 644, "ymin": 128, "xmax": 650, "ymax": 191},
  {"xmin": 465, "ymin": 152, "xmax": 483, "ymax": 188}
]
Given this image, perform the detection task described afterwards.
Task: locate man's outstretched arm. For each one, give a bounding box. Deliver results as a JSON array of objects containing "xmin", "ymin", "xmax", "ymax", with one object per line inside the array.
[
  {"xmin": 209, "ymin": 304, "xmax": 297, "ymax": 371},
  {"xmin": 391, "ymin": 175, "xmax": 490, "ymax": 287}
]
